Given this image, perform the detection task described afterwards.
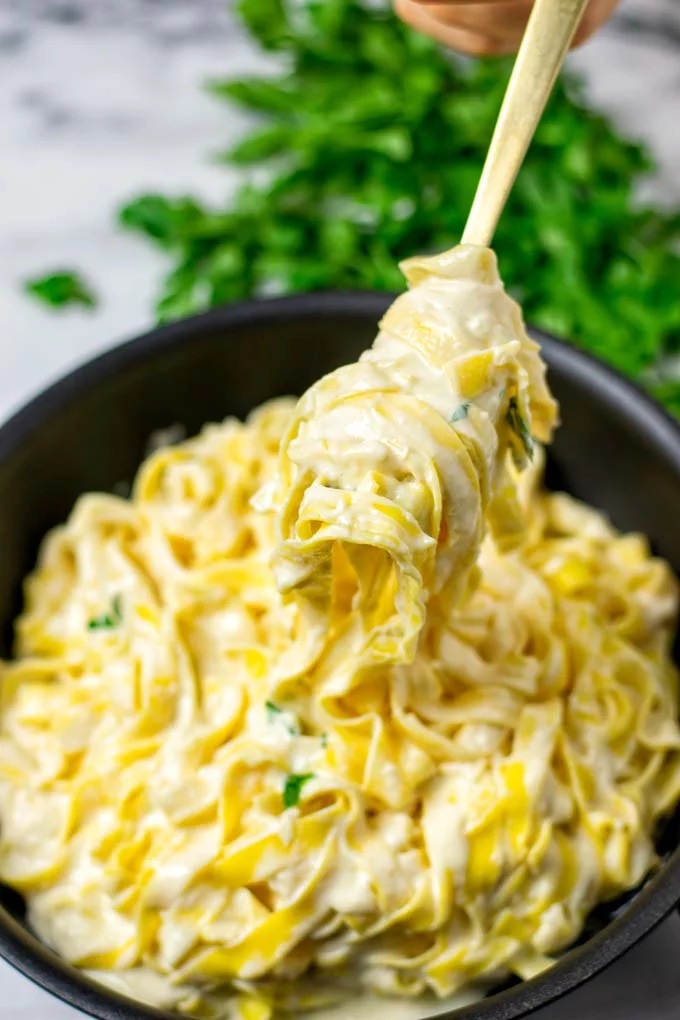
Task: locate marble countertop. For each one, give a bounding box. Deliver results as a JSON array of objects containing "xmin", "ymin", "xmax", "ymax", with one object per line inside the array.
[{"xmin": 1, "ymin": 1, "xmax": 680, "ymax": 1018}]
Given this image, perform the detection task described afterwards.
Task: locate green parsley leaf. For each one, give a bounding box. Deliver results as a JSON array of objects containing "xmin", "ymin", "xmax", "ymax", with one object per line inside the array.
[
  {"xmin": 266, "ymin": 700, "xmax": 283, "ymax": 722},
  {"xmin": 266, "ymin": 701, "xmax": 299, "ymax": 735},
  {"xmin": 235, "ymin": 0, "xmax": 290, "ymax": 51},
  {"xmin": 24, "ymin": 271, "xmax": 97, "ymax": 310},
  {"xmin": 450, "ymin": 402, "xmax": 471, "ymax": 424},
  {"xmin": 118, "ymin": 194, "xmax": 207, "ymax": 249},
  {"xmin": 282, "ymin": 772, "xmax": 315, "ymax": 809},
  {"xmin": 87, "ymin": 594, "xmax": 123, "ymax": 631},
  {"xmin": 227, "ymin": 125, "xmax": 293, "ymax": 165}
]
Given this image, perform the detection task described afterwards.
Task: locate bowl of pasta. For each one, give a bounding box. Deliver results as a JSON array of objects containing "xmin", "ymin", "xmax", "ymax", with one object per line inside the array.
[{"xmin": 0, "ymin": 249, "xmax": 680, "ymax": 1020}]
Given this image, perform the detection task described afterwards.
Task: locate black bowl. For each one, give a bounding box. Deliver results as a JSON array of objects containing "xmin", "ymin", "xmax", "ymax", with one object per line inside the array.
[{"xmin": 0, "ymin": 292, "xmax": 679, "ymax": 1020}]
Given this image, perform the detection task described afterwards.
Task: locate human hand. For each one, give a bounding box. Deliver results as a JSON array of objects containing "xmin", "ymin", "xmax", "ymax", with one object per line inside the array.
[{"xmin": 394, "ymin": 0, "xmax": 621, "ymax": 55}]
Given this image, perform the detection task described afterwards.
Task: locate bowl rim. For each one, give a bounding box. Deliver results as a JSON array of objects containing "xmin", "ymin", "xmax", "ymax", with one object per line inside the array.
[{"xmin": 0, "ymin": 290, "xmax": 679, "ymax": 1020}]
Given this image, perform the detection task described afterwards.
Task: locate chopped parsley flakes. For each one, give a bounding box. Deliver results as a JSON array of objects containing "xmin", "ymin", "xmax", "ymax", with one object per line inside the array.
[
  {"xmin": 450, "ymin": 402, "xmax": 471, "ymax": 424},
  {"xmin": 25, "ymin": 271, "xmax": 97, "ymax": 310},
  {"xmin": 283, "ymin": 773, "xmax": 315, "ymax": 809},
  {"xmin": 266, "ymin": 701, "xmax": 300, "ymax": 736},
  {"xmin": 87, "ymin": 594, "xmax": 123, "ymax": 631}
]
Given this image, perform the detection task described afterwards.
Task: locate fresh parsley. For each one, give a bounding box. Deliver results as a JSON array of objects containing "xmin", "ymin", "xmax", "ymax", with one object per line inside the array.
[
  {"xmin": 451, "ymin": 402, "xmax": 471, "ymax": 424},
  {"xmin": 266, "ymin": 700, "xmax": 284, "ymax": 723},
  {"xmin": 282, "ymin": 772, "xmax": 315, "ymax": 809},
  {"xmin": 265, "ymin": 700, "xmax": 300, "ymax": 735},
  {"xmin": 24, "ymin": 271, "xmax": 97, "ymax": 310},
  {"xmin": 87, "ymin": 594, "xmax": 123, "ymax": 631}
]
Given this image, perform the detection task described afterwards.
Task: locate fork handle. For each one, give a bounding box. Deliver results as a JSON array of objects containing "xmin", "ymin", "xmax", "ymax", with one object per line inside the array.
[{"xmin": 462, "ymin": 0, "xmax": 590, "ymax": 248}]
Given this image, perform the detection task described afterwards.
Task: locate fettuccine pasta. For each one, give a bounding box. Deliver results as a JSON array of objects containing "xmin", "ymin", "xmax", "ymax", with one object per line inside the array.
[{"xmin": 0, "ymin": 246, "xmax": 679, "ymax": 1020}]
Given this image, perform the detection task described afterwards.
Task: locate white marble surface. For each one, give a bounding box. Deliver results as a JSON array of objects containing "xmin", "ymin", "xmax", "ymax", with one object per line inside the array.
[{"xmin": 1, "ymin": 0, "xmax": 680, "ymax": 1018}]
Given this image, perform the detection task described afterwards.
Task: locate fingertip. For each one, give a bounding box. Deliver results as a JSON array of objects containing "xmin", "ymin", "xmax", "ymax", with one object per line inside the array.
[{"xmin": 395, "ymin": 0, "xmax": 516, "ymax": 55}]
